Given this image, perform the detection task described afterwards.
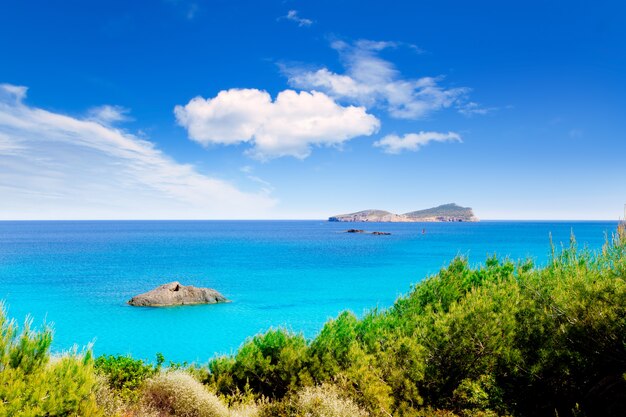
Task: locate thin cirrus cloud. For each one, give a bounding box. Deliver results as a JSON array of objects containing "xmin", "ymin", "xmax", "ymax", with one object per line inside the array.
[
  {"xmin": 374, "ymin": 131, "xmax": 462, "ymax": 154},
  {"xmin": 458, "ymin": 101, "xmax": 497, "ymax": 116},
  {"xmin": 283, "ymin": 10, "xmax": 313, "ymax": 27},
  {"xmin": 285, "ymin": 39, "xmax": 477, "ymax": 120},
  {"xmin": 87, "ymin": 104, "xmax": 133, "ymax": 125},
  {"xmin": 0, "ymin": 84, "xmax": 276, "ymax": 220},
  {"xmin": 174, "ymin": 88, "xmax": 380, "ymax": 160}
]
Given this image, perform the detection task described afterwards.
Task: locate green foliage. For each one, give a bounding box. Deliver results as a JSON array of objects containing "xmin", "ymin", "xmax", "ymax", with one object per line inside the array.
[
  {"xmin": 0, "ymin": 308, "xmax": 102, "ymax": 417},
  {"xmin": 308, "ymin": 311, "xmax": 359, "ymax": 379},
  {"xmin": 209, "ymin": 328, "xmax": 309, "ymax": 399},
  {"xmin": 3, "ymin": 227, "xmax": 625, "ymax": 417},
  {"xmin": 94, "ymin": 353, "xmax": 161, "ymax": 401},
  {"xmin": 205, "ymin": 229, "xmax": 626, "ymax": 417}
]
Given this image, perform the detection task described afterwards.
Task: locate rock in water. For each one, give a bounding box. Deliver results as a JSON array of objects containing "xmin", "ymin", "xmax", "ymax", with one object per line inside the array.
[{"xmin": 128, "ymin": 282, "xmax": 228, "ymax": 307}]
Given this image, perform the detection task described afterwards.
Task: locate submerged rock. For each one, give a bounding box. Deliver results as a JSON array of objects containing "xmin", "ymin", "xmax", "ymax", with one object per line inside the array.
[
  {"xmin": 128, "ymin": 282, "xmax": 228, "ymax": 307},
  {"xmin": 345, "ymin": 229, "xmax": 366, "ymax": 233},
  {"xmin": 371, "ymin": 231, "xmax": 391, "ymax": 235}
]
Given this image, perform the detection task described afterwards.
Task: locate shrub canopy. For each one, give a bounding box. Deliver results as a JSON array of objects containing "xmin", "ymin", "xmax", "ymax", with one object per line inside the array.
[{"xmin": 208, "ymin": 228, "xmax": 626, "ymax": 417}]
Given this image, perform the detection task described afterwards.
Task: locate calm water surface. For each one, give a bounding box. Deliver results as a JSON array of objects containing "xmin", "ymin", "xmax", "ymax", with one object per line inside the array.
[{"xmin": 0, "ymin": 220, "xmax": 617, "ymax": 362}]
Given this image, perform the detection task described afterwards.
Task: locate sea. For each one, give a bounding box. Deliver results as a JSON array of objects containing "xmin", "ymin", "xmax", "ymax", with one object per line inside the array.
[{"xmin": 0, "ymin": 220, "xmax": 618, "ymax": 363}]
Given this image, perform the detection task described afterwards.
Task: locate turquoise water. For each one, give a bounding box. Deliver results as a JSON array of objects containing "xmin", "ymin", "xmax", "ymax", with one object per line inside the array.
[{"xmin": 0, "ymin": 220, "xmax": 617, "ymax": 363}]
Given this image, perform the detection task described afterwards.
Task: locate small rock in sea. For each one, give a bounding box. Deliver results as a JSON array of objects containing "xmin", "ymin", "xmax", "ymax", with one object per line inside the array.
[
  {"xmin": 128, "ymin": 281, "xmax": 228, "ymax": 307},
  {"xmin": 371, "ymin": 231, "xmax": 391, "ymax": 235},
  {"xmin": 346, "ymin": 229, "xmax": 366, "ymax": 233}
]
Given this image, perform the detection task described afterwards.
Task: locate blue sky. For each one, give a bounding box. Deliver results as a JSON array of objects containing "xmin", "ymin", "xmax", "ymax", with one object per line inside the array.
[{"xmin": 1, "ymin": 0, "xmax": 625, "ymax": 220}]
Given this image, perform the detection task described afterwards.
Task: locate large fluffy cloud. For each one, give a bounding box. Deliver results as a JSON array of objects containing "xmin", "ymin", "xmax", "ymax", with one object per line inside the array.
[
  {"xmin": 285, "ymin": 40, "xmax": 472, "ymax": 119},
  {"xmin": 0, "ymin": 84, "xmax": 275, "ymax": 220},
  {"xmin": 174, "ymin": 88, "xmax": 380, "ymax": 160},
  {"xmin": 374, "ymin": 131, "xmax": 461, "ymax": 154}
]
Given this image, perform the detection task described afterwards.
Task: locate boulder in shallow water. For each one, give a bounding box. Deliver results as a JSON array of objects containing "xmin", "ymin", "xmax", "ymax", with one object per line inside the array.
[{"xmin": 128, "ymin": 282, "xmax": 228, "ymax": 307}]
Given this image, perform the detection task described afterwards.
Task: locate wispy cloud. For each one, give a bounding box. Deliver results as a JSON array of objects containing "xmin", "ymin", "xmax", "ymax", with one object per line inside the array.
[
  {"xmin": 0, "ymin": 84, "xmax": 275, "ymax": 220},
  {"xmin": 175, "ymin": 88, "xmax": 380, "ymax": 160},
  {"xmin": 282, "ymin": 10, "xmax": 313, "ymax": 27},
  {"xmin": 284, "ymin": 40, "xmax": 471, "ymax": 119},
  {"xmin": 0, "ymin": 84, "xmax": 27, "ymax": 102},
  {"xmin": 164, "ymin": 0, "xmax": 198, "ymax": 20},
  {"xmin": 457, "ymin": 101, "xmax": 496, "ymax": 117},
  {"xmin": 87, "ymin": 105, "xmax": 132, "ymax": 125},
  {"xmin": 240, "ymin": 165, "xmax": 274, "ymax": 193},
  {"xmin": 374, "ymin": 131, "xmax": 461, "ymax": 154}
]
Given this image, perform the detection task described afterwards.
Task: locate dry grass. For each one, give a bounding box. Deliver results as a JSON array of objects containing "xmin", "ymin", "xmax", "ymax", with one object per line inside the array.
[
  {"xmin": 295, "ymin": 384, "xmax": 369, "ymax": 417},
  {"xmin": 228, "ymin": 404, "xmax": 260, "ymax": 417},
  {"xmin": 142, "ymin": 371, "xmax": 230, "ymax": 417}
]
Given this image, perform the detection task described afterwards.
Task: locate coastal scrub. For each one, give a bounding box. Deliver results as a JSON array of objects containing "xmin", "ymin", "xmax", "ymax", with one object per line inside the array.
[{"xmin": 1, "ymin": 226, "xmax": 624, "ymax": 416}]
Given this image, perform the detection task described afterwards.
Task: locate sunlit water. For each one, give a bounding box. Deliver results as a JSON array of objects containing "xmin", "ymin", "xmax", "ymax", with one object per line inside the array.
[{"xmin": 0, "ymin": 220, "xmax": 617, "ymax": 363}]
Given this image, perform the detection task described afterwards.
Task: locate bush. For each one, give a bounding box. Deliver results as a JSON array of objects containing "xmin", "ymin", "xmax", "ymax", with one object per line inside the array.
[
  {"xmin": 206, "ymin": 228, "xmax": 626, "ymax": 417},
  {"xmin": 256, "ymin": 384, "xmax": 368, "ymax": 417},
  {"xmin": 294, "ymin": 384, "xmax": 369, "ymax": 417},
  {"xmin": 0, "ymin": 308, "xmax": 103, "ymax": 416},
  {"xmin": 209, "ymin": 329, "xmax": 309, "ymax": 399},
  {"xmin": 93, "ymin": 374, "xmax": 127, "ymax": 417},
  {"xmin": 3, "ymin": 227, "xmax": 625, "ymax": 416},
  {"xmin": 142, "ymin": 370, "xmax": 229, "ymax": 417},
  {"xmin": 95, "ymin": 354, "xmax": 159, "ymax": 401}
]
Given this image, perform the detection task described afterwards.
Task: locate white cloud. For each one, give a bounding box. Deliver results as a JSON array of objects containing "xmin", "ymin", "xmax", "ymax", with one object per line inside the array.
[
  {"xmin": 239, "ymin": 166, "xmax": 273, "ymax": 193},
  {"xmin": 458, "ymin": 101, "xmax": 495, "ymax": 116},
  {"xmin": 87, "ymin": 104, "xmax": 132, "ymax": 125},
  {"xmin": 285, "ymin": 40, "xmax": 470, "ymax": 119},
  {"xmin": 174, "ymin": 88, "xmax": 380, "ymax": 160},
  {"xmin": 0, "ymin": 84, "xmax": 275, "ymax": 220},
  {"xmin": 284, "ymin": 10, "xmax": 313, "ymax": 27},
  {"xmin": 373, "ymin": 131, "xmax": 461, "ymax": 154},
  {"xmin": 0, "ymin": 83, "xmax": 28, "ymax": 102},
  {"xmin": 240, "ymin": 165, "xmax": 253, "ymax": 174}
]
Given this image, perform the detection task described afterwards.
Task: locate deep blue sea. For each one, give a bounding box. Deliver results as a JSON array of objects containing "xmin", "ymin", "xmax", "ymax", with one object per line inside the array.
[{"xmin": 0, "ymin": 220, "xmax": 618, "ymax": 363}]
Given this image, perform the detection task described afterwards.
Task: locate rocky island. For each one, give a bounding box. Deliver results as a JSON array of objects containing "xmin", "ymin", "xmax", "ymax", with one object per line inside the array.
[
  {"xmin": 329, "ymin": 203, "xmax": 478, "ymax": 222},
  {"xmin": 128, "ymin": 281, "xmax": 228, "ymax": 307}
]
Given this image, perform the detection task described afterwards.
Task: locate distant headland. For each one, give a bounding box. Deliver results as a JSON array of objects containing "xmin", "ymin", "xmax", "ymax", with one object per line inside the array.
[{"xmin": 329, "ymin": 203, "xmax": 479, "ymax": 222}]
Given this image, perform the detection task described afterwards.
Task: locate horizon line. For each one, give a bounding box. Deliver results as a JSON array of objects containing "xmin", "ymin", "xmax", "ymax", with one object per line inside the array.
[{"xmin": 0, "ymin": 218, "xmax": 620, "ymax": 222}]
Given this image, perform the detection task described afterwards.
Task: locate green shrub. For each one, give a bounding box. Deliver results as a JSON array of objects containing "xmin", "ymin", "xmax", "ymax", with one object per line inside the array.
[
  {"xmin": 209, "ymin": 329, "xmax": 309, "ymax": 399},
  {"xmin": 0, "ymin": 308, "xmax": 103, "ymax": 416},
  {"xmin": 207, "ymin": 228, "xmax": 626, "ymax": 417},
  {"xmin": 95, "ymin": 354, "xmax": 158, "ymax": 401},
  {"xmin": 3, "ymin": 227, "xmax": 624, "ymax": 417}
]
